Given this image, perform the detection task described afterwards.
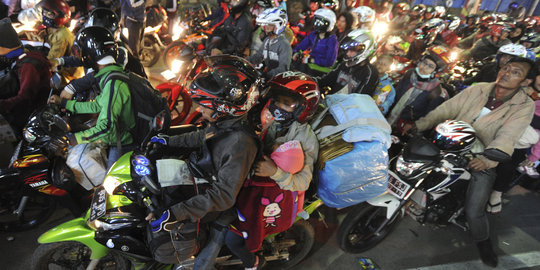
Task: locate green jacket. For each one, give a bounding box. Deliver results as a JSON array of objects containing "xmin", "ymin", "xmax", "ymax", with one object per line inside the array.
[{"xmin": 64, "ymin": 65, "xmax": 135, "ymax": 145}]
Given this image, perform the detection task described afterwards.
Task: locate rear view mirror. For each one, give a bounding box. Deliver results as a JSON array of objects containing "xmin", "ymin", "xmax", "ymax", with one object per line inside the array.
[
  {"xmin": 50, "ymin": 73, "xmax": 62, "ymax": 90},
  {"xmin": 483, "ymin": 148, "xmax": 511, "ymax": 163},
  {"xmin": 152, "ymin": 110, "xmax": 168, "ymax": 132}
]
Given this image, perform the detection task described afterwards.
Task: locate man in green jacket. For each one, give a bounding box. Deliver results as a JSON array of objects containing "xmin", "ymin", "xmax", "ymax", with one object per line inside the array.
[
  {"xmin": 403, "ymin": 57, "xmax": 536, "ymax": 267},
  {"xmin": 49, "ymin": 26, "xmax": 135, "ymax": 168}
]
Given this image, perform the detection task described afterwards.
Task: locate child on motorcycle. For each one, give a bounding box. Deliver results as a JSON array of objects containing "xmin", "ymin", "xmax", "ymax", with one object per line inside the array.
[
  {"xmin": 247, "ymin": 8, "xmax": 292, "ymax": 80},
  {"xmin": 372, "ymin": 54, "xmax": 395, "ymax": 115},
  {"xmin": 292, "ymin": 8, "xmax": 338, "ymax": 76},
  {"xmin": 225, "ymin": 72, "xmax": 320, "ymax": 270}
]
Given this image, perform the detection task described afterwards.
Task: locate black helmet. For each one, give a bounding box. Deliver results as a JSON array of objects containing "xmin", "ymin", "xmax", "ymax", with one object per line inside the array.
[
  {"xmin": 85, "ymin": 8, "xmax": 120, "ymax": 35},
  {"xmin": 73, "ymin": 26, "xmax": 118, "ymax": 69},
  {"xmin": 228, "ymin": 0, "xmax": 249, "ymax": 14},
  {"xmin": 188, "ymin": 55, "xmax": 260, "ymax": 119},
  {"xmin": 424, "ymin": 6, "xmax": 435, "ymax": 18},
  {"xmin": 410, "ymin": 4, "xmax": 426, "ymax": 20}
]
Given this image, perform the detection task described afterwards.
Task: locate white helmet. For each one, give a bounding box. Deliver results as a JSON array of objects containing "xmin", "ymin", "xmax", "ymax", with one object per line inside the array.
[
  {"xmin": 352, "ymin": 6, "xmax": 375, "ymax": 27},
  {"xmin": 256, "ymin": 7, "xmax": 288, "ymax": 35},
  {"xmin": 498, "ymin": 43, "xmax": 528, "ymax": 58},
  {"xmin": 434, "ymin": 120, "xmax": 476, "ymax": 152},
  {"xmin": 340, "ymin": 29, "xmax": 376, "ymax": 67},
  {"xmin": 434, "ymin": 6, "xmax": 446, "ymax": 18},
  {"xmin": 313, "ymin": 8, "xmax": 336, "ymax": 33}
]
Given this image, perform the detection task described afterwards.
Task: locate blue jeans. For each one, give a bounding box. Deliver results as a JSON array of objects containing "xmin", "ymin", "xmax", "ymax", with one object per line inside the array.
[
  {"xmin": 107, "ymin": 144, "xmax": 136, "ymax": 169},
  {"xmin": 466, "ymin": 168, "xmax": 497, "ymax": 242}
]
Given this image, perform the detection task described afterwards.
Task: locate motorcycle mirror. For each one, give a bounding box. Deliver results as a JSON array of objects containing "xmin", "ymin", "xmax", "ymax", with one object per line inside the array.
[
  {"xmin": 141, "ymin": 175, "xmax": 161, "ymax": 195},
  {"xmin": 482, "ymin": 148, "xmax": 511, "ymax": 162},
  {"xmin": 50, "ymin": 73, "xmax": 63, "ymax": 91},
  {"xmin": 53, "ymin": 114, "xmax": 70, "ymax": 133},
  {"xmin": 152, "ymin": 110, "xmax": 168, "ymax": 132}
]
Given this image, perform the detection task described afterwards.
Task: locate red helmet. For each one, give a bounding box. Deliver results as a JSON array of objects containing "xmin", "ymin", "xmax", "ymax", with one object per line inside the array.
[
  {"xmin": 266, "ymin": 71, "xmax": 321, "ymax": 123},
  {"xmin": 40, "ymin": 0, "xmax": 71, "ymax": 27},
  {"xmin": 490, "ymin": 23, "xmax": 511, "ymax": 38},
  {"xmin": 421, "ymin": 45, "xmax": 451, "ymax": 74},
  {"xmin": 480, "ymin": 14, "xmax": 496, "ymax": 27},
  {"xmin": 395, "ymin": 2, "xmax": 410, "ymax": 15}
]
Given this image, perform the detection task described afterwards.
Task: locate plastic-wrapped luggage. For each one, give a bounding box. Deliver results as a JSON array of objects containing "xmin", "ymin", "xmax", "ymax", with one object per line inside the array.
[{"xmin": 312, "ymin": 94, "xmax": 391, "ymax": 208}]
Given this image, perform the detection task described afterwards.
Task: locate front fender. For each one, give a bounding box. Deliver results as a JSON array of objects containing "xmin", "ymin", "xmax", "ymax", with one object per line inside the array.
[
  {"xmin": 367, "ymin": 193, "xmax": 401, "ymax": 219},
  {"xmin": 37, "ymin": 217, "xmax": 109, "ymax": 259}
]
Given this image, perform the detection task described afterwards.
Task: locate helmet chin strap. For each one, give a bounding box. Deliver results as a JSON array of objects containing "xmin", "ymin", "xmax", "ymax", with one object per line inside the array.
[{"xmin": 415, "ymin": 67, "xmax": 434, "ymax": 80}]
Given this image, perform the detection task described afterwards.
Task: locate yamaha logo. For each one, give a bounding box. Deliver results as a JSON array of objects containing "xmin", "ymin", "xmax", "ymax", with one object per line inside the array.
[{"xmin": 121, "ymin": 245, "xmax": 129, "ymax": 252}]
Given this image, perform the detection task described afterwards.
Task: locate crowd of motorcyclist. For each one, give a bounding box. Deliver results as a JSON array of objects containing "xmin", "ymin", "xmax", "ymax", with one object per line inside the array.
[{"xmin": 1, "ymin": 0, "xmax": 540, "ymax": 269}]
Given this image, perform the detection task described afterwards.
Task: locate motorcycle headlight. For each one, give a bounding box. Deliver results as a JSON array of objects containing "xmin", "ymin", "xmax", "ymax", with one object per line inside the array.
[
  {"xmin": 172, "ymin": 21, "xmax": 186, "ymax": 41},
  {"xmin": 23, "ymin": 128, "xmax": 37, "ymax": 143},
  {"xmin": 372, "ymin": 21, "xmax": 388, "ymax": 36},
  {"xmin": 171, "ymin": 59, "xmax": 184, "ymax": 74},
  {"xmin": 103, "ymin": 175, "xmax": 122, "ymax": 195},
  {"xmin": 395, "ymin": 156, "xmax": 425, "ymax": 177}
]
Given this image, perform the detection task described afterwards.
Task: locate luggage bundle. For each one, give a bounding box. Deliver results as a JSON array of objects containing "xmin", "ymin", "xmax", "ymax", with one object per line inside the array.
[{"xmin": 311, "ymin": 94, "xmax": 391, "ymax": 208}]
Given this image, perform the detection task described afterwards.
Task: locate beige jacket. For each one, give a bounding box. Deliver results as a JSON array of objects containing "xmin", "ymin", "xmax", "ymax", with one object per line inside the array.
[
  {"xmin": 415, "ymin": 82, "xmax": 535, "ymax": 168},
  {"xmin": 46, "ymin": 26, "xmax": 84, "ymax": 81}
]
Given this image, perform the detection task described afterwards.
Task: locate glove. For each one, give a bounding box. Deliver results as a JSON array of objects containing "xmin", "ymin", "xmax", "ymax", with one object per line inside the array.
[
  {"xmin": 150, "ymin": 134, "xmax": 169, "ymax": 146},
  {"xmin": 150, "ymin": 209, "xmax": 179, "ymax": 232}
]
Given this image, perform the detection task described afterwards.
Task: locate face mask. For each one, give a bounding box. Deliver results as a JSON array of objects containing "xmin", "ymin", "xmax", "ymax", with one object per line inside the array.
[
  {"xmin": 269, "ymin": 101, "xmax": 295, "ymax": 126},
  {"xmin": 415, "ymin": 67, "xmax": 433, "ymax": 80}
]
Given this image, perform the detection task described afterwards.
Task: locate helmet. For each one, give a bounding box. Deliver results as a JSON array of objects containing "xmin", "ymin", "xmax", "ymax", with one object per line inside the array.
[
  {"xmin": 433, "ymin": 120, "xmax": 476, "ymax": 152},
  {"xmin": 524, "ymin": 16, "xmax": 539, "ymax": 28},
  {"xmin": 420, "ymin": 45, "xmax": 451, "ymax": 74},
  {"xmin": 480, "ymin": 14, "xmax": 496, "ymax": 27},
  {"xmin": 409, "ymin": 4, "xmax": 426, "ymax": 20},
  {"xmin": 40, "ymin": 0, "xmax": 70, "ymax": 27},
  {"xmin": 443, "ymin": 15, "xmax": 461, "ymax": 31},
  {"xmin": 256, "ymin": 0, "xmax": 274, "ymax": 8},
  {"xmin": 265, "ymin": 71, "xmax": 320, "ymax": 123},
  {"xmin": 508, "ymin": 1, "xmax": 519, "ymax": 10},
  {"xmin": 434, "ymin": 6, "xmax": 446, "ymax": 18},
  {"xmin": 424, "ymin": 6, "xmax": 435, "ymax": 19},
  {"xmin": 466, "ymin": 14, "xmax": 479, "ymax": 25},
  {"xmin": 188, "ymin": 55, "xmax": 260, "ymax": 118},
  {"xmin": 520, "ymin": 32, "xmax": 540, "ymax": 48},
  {"xmin": 352, "ymin": 6, "xmax": 375, "ymax": 26},
  {"xmin": 85, "ymin": 8, "xmax": 120, "ymax": 35},
  {"xmin": 414, "ymin": 18, "xmax": 445, "ymax": 46},
  {"xmin": 340, "ymin": 29, "xmax": 376, "ymax": 67},
  {"xmin": 228, "ymin": 0, "xmax": 249, "ymax": 14},
  {"xmin": 321, "ymin": 0, "xmax": 339, "ymax": 10},
  {"xmin": 256, "ymin": 8, "xmax": 288, "ymax": 35},
  {"xmin": 73, "ymin": 26, "xmax": 118, "ymax": 70},
  {"xmin": 313, "ymin": 8, "xmax": 336, "ymax": 33},
  {"xmin": 498, "ymin": 43, "xmax": 528, "ymax": 58},
  {"xmin": 394, "ymin": 2, "xmax": 410, "ymax": 15},
  {"xmin": 490, "ymin": 23, "xmax": 511, "ymax": 38}
]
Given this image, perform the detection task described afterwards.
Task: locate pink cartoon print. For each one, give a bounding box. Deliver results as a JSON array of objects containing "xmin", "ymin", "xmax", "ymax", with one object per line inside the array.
[{"xmin": 261, "ymin": 193, "xmax": 284, "ymax": 227}]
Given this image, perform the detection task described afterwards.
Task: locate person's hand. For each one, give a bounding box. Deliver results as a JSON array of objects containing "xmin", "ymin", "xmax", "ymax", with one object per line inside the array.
[
  {"xmin": 468, "ymin": 158, "xmax": 488, "ymax": 171},
  {"xmin": 255, "ymin": 155, "xmax": 278, "ymax": 177},
  {"xmin": 401, "ymin": 123, "xmax": 415, "ymax": 136},
  {"xmin": 149, "ymin": 134, "xmax": 169, "ymax": 146},
  {"xmin": 59, "ymin": 89, "xmax": 74, "ymax": 100},
  {"xmin": 48, "ymin": 94, "xmax": 62, "ymax": 105},
  {"xmin": 147, "ymin": 209, "xmax": 174, "ymax": 232}
]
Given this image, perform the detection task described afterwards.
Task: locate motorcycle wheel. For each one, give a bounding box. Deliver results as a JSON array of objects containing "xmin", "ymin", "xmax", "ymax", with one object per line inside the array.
[
  {"xmin": 158, "ymin": 86, "xmax": 192, "ymax": 126},
  {"xmin": 140, "ymin": 36, "xmax": 161, "ymax": 67},
  {"xmin": 337, "ymin": 203, "xmax": 401, "ymax": 253},
  {"xmin": 32, "ymin": 242, "xmax": 130, "ymax": 270},
  {"xmin": 265, "ymin": 219, "xmax": 315, "ymax": 270},
  {"xmin": 0, "ymin": 188, "xmax": 56, "ymax": 232},
  {"xmin": 163, "ymin": 41, "xmax": 186, "ymax": 71}
]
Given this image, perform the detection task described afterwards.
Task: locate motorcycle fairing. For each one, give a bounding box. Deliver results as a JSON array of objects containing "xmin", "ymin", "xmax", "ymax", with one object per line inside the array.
[{"xmin": 367, "ymin": 193, "xmax": 400, "ymax": 219}]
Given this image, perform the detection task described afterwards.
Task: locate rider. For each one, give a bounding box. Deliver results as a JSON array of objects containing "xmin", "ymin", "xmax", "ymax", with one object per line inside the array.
[
  {"xmin": 463, "ymin": 23, "xmax": 512, "ymax": 61},
  {"xmin": 225, "ymin": 72, "xmax": 320, "ymax": 270},
  {"xmin": 48, "ymin": 26, "xmax": 136, "ymax": 168},
  {"xmin": 403, "ymin": 56, "xmax": 536, "ymax": 268},
  {"xmin": 388, "ymin": 45, "xmax": 450, "ymax": 134},
  {"xmin": 464, "ymin": 43, "xmax": 529, "ymax": 85},
  {"xmin": 0, "ymin": 18, "xmax": 51, "ymax": 136},
  {"xmin": 40, "ymin": 0, "xmax": 84, "ymax": 83},
  {"xmin": 208, "ymin": 0, "xmax": 253, "ymax": 56},
  {"xmin": 292, "ymin": 8, "xmax": 338, "ymax": 76},
  {"xmin": 390, "ymin": 2, "xmax": 409, "ymax": 31},
  {"xmin": 202, "ymin": 0, "xmax": 230, "ymax": 29},
  {"xmin": 247, "ymin": 7, "xmax": 292, "ymax": 80},
  {"xmin": 406, "ymin": 18, "xmax": 445, "ymax": 61},
  {"xmin": 120, "ymin": 0, "xmax": 146, "ymax": 57},
  {"xmin": 351, "ymin": 6, "xmax": 375, "ymax": 30},
  {"xmin": 145, "ymin": 55, "xmax": 260, "ymax": 268},
  {"xmin": 318, "ymin": 29, "xmax": 379, "ymax": 95}
]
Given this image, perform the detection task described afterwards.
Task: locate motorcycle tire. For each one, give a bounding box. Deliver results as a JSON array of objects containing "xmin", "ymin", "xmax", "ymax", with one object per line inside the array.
[
  {"xmin": 0, "ymin": 189, "xmax": 56, "ymax": 232},
  {"xmin": 337, "ymin": 203, "xmax": 401, "ymax": 254},
  {"xmin": 265, "ymin": 219, "xmax": 315, "ymax": 270},
  {"xmin": 163, "ymin": 41, "xmax": 186, "ymax": 71},
  {"xmin": 31, "ymin": 242, "xmax": 130, "ymax": 270},
  {"xmin": 140, "ymin": 36, "xmax": 161, "ymax": 67},
  {"xmin": 157, "ymin": 86, "xmax": 192, "ymax": 126}
]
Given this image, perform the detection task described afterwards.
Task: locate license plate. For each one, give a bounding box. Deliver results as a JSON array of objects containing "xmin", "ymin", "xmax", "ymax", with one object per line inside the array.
[
  {"xmin": 89, "ymin": 186, "xmax": 107, "ymax": 222},
  {"xmin": 387, "ymin": 172, "xmax": 410, "ymax": 199}
]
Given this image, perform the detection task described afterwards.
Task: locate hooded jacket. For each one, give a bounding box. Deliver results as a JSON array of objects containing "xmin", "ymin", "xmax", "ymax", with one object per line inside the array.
[
  {"xmin": 318, "ymin": 61, "xmax": 379, "ymax": 96},
  {"xmin": 167, "ymin": 117, "xmax": 258, "ymax": 222},
  {"xmin": 415, "ymin": 82, "xmax": 535, "ymax": 168},
  {"xmin": 247, "ymin": 33, "xmax": 292, "ymax": 79}
]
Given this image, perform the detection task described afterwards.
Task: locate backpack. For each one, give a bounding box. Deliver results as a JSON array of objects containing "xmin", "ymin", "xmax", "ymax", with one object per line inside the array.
[
  {"xmin": 0, "ymin": 55, "xmax": 44, "ymax": 99},
  {"xmin": 101, "ymin": 71, "xmax": 171, "ymax": 145}
]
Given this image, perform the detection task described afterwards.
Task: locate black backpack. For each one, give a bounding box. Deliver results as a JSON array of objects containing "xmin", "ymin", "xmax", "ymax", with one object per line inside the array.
[
  {"xmin": 101, "ymin": 71, "xmax": 171, "ymax": 145},
  {"xmin": 0, "ymin": 55, "xmax": 44, "ymax": 99}
]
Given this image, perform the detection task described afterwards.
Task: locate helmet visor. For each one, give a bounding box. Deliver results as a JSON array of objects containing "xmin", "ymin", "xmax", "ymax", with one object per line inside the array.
[
  {"xmin": 313, "ymin": 16, "xmax": 329, "ymax": 32},
  {"xmin": 340, "ymin": 37, "xmax": 366, "ymax": 54}
]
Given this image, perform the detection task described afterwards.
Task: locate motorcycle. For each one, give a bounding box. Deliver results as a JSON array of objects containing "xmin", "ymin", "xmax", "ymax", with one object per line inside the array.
[
  {"xmin": 336, "ymin": 123, "xmax": 510, "ymax": 253},
  {"xmin": 0, "ymin": 104, "xmax": 93, "ymax": 231},
  {"xmin": 32, "ymin": 111, "xmax": 318, "ymax": 270}
]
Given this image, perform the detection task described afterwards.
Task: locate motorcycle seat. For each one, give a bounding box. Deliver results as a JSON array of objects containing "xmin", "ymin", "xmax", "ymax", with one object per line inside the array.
[{"xmin": 402, "ymin": 137, "xmax": 440, "ymax": 163}]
